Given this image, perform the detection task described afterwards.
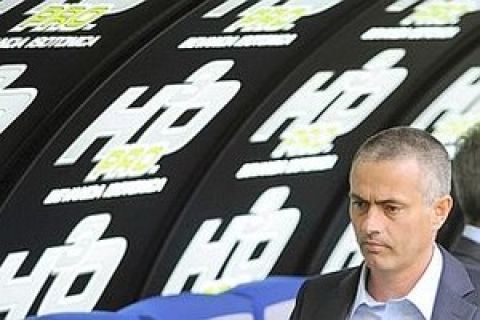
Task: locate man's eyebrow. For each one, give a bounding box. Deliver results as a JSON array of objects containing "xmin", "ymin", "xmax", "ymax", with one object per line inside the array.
[
  {"xmin": 375, "ymin": 199, "xmax": 405, "ymax": 205},
  {"xmin": 349, "ymin": 193, "xmax": 405, "ymax": 205},
  {"xmin": 348, "ymin": 193, "xmax": 365, "ymax": 201}
]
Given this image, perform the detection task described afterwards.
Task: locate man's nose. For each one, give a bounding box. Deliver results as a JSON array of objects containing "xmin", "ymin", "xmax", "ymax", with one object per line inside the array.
[{"xmin": 363, "ymin": 206, "xmax": 384, "ymax": 234}]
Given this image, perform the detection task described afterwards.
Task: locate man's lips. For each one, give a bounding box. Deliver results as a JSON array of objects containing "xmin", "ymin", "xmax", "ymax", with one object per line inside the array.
[{"xmin": 361, "ymin": 241, "xmax": 389, "ymax": 253}]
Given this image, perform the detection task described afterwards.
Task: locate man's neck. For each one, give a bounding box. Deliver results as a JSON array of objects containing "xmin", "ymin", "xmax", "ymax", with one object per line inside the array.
[{"xmin": 367, "ymin": 247, "xmax": 434, "ymax": 302}]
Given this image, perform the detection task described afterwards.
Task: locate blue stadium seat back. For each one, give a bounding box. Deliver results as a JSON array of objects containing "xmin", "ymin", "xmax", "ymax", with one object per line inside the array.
[
  {"xmin": 119, "ymin": 292, "xmax": 254, "ymax": 320},
  {"xmin": 229, "ymin": 276, "xmax": 306, "ymax": 320},
  {"xmin": 26, "ymin": 311, "xmax": 144, "ymax": 320}
]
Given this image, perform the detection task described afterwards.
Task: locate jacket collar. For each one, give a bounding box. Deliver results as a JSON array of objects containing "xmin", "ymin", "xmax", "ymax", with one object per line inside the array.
[
  {"xmin": 330, "ymin": 247, "xmax": 480, "ymax": 320},
  {"xmin": 337, "ymin": 267, "xmax": 362, "ymax": 318}
]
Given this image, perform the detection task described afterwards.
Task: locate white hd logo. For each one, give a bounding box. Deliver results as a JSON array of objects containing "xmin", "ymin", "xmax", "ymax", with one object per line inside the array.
[
  {"xmin": 412, "ymin": 67, "xmax": 480, "ymax": 157},
  {"xmin": 322, "ymin": 223, "xmax": 362, "ymax": 274},
  {"xmin": 0, "ymin": 64, "xmax": 37, "ymax": 135},
  {"xmin": 250, "ymin": 49, "xmax": 408, "ymax": 158},
  {"xmin": 0, "ymin": 214, "xmax": 127, "ymax": 319},
  {"xmin": 55, "ymin": 60, "xmax": 241, "ymax": 167},
  {"xmin": 162, "ymin": 186, "xmax": 301, "ymax": 295},
  {"xmin": 0, "ymin": 0, "xmax": 23, "ymax": 14}
]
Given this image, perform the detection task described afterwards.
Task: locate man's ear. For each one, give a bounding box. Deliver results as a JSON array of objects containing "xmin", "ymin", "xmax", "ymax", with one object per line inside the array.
[{"xmin": 432, "ymin": 195, "xmax": 453, "ymax": 231}]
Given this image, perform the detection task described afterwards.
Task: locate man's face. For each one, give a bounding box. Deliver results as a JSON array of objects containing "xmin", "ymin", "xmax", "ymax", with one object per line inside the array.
[{"xmin": 349, "ymin": 158, "xmax": 444, "ymax": 274}]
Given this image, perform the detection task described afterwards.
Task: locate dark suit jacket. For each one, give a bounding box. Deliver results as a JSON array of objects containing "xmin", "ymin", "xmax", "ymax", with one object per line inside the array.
[
  {"xmin": 290, "ymin": 247, "xmax": 480, "ymax": 319},
  {"xmin": 451, "ymin": 236, "xmax": 480, "ymax": 270}
]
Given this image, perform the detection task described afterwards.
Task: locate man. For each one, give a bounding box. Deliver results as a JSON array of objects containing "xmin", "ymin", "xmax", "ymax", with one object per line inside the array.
[
  {"xmin": 290, "ymin": 127, "xmax": 480, "ymax": 320},
  {"xmin": 450, "ymin": 123, "xmax": 480, "ymax": 269}
]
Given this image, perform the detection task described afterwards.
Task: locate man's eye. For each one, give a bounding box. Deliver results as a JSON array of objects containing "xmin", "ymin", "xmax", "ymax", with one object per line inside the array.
[
  {"xmin": 352, "ymin": 201, "xmax": 367, "ymax": 210},
  {"xmin": 385, "ymin": 205, "xmax": 400, "ymax": 214}
]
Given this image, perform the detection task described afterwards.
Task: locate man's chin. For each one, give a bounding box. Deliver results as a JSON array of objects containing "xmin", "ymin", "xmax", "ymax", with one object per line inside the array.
[{"xmin": 363, "ymin": 255, "xmax": 392, "ymax": 271}]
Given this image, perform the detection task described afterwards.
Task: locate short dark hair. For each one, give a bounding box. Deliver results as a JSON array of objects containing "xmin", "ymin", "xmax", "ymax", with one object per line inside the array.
[
  {"xmin": 453, "ymin": 123, "xmax": 480, "ymax": 224},
  {"xmin": 351, "ymin": 126, "xmax": 451, "ymax": 204}
]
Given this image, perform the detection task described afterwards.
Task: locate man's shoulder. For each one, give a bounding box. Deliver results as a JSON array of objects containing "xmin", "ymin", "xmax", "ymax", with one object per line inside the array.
[
  {"xmin": 302, "ymin": 266, "xmax": 360, "ymax": 291},
  {"xmin": 290, "ymin": 267, "xmax": 360, "ymax": 319}
]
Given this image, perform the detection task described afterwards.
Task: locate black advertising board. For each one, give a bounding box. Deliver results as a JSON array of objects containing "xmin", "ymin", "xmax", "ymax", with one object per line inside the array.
[
  {"xmin": 0, "ymin": 0, "xmax": 204, "ymax": 196},
  {"xmin": 0, "ymin": 0, "xmax": 372, "ymax": 318},
  {"xmin": 141, "ymin": 0, "xmax": 480, "ymax": 298}
]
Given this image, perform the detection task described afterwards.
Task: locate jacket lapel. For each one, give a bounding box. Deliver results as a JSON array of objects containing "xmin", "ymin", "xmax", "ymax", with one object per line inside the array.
[
  {"xmin": 324, "ymin": 267, "xmax": 360, "ymax": 319},
  {"xmin": 432, "ymin": 248, "xmax": 479, "ymax": 320}
]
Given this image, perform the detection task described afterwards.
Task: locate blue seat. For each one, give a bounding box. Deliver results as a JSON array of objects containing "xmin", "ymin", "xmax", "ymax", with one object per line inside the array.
[
  {"xmin": 228, "ymin": 276, "xmax": 305, "ymax": 320},
  {"xmin": 119, "ymin": 292, "xmax": 254, "ymax": 320},
  {"xmin": 27, "ymin": 277, "xmax": 304, "ymax": 320},
  {"xmin": 27, "ymin": 311, "xmax": 142, "ymax": 320}
]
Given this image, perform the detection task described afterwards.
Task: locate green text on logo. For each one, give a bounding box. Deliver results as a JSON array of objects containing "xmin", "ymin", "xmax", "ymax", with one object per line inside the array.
[{"xmin": 10, "ymin": 4, "xmax": 111, "ymax": 32}]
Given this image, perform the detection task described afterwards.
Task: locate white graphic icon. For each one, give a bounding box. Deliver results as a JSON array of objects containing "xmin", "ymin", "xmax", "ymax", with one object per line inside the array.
[
  {"xmin": 55, "ymin": 60, "xmax": 241, "ymax": 169},
  {"xmin": 250, "ymin": 49, "xmax": 408, "ymax": 159},
  {"xmin": 0, "ymin": 64, "xmax": 37, "ymax": 135},
  {"xmin": 163, "ymin": 186, "xmax": 300, "ymax": 295},
  {"xmin": 0, "ymin": 214, "xmax": 127, "ymax": 319},
  {"xmin": 412, "ymin": 67, "xmax": 480, "ymax": 157}
]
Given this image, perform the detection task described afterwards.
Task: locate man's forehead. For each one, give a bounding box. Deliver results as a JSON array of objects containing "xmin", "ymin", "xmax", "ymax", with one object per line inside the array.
[
  {"xmin": 348, "ymin": 159, "xmax": 424, "ymax": 201},
  {"xmin": 349, "ymin": 192, "xmax": 407, "ymax": 204}
]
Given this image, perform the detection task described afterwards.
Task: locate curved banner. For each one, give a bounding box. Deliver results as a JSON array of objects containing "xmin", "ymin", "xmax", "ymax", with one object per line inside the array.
[
  {"xmin": 0, "ymin": 0, "xmax": 371, "ymax": 318},
  {"xmin": 142, "ymin": 0, "xmax": 480, "ymax": 298}
]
